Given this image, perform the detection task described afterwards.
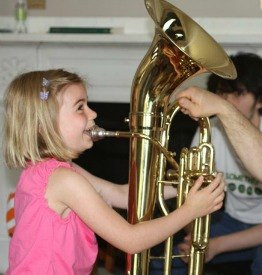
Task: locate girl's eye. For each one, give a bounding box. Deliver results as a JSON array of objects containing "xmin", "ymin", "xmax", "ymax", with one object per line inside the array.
[{"xmin": 77, "ymin": 104, "xmax": 84, "ymax": 111}]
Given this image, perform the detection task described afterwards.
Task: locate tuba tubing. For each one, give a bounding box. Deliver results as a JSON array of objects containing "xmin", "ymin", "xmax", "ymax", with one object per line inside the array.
[{"xmin": 124, "ymin": 0, "xmax": 236, "ymax": 271}]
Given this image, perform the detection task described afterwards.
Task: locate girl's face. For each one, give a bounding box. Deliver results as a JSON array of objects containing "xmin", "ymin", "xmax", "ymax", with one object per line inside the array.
[{"xmin": 57, "ymin": 84, "xmax": 97, "ymax": 154}]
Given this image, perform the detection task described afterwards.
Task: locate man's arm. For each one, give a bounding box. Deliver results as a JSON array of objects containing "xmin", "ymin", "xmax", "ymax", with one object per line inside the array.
[
  {"xmin": 218, "ymin": 102, "xmax": 262, "ymax": 181},
  {"xmin": 206, "ymin": 224, "xmax": 262, "ymax": 262},
  {"xmin": 176, "ymin": 87, "xmax": 262, "ymax": 181},
  {"xmin": 179, "ymin": 223, "xmax": 262, "ymax": 262}
]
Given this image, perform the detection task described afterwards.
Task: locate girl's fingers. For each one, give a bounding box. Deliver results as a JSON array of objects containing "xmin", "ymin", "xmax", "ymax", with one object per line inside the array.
[
  {"xmin": 191, "ymin": 173, "xmax": 223, "ymax": 196},
  {"xmin": 213, "ymin": 202, "xmax": 223, "ymax": 212},
  {"xmin": 213, "ymin": 193, "xmax": 225, "ymax": 205},
  {"xmin": 210, "ymin": 177, "xmax": 225, "ymax": 198},
  {"xmin": 191, "ymin": 176, "xmax": 204, "ymax": 192},
  {"xmin": 207, "ymin": 173, "xmax": 223, "ymax": 192}
]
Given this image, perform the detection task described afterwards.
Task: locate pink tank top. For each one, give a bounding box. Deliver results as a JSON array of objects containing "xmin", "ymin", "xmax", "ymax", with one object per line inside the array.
[{"xmin": 6, "ymin": 159, "xmax": 98, "ymax": 275}]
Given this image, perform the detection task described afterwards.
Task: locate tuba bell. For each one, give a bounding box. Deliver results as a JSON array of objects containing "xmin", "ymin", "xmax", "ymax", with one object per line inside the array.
[{"xmin": 90, "ymin": 0, "xmax": 236, "ymax": 274}]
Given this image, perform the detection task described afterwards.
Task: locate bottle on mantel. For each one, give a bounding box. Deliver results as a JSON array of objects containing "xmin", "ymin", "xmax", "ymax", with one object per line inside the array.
[{"xmin": 15, "ymin": 0, "xmax": 27, "ymax": 33}]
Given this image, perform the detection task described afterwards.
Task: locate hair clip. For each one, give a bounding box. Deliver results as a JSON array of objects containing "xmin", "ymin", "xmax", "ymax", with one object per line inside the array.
[
  {"xmin": 42, "ymin": 77, "xmax": 50, "ymax": 87},
  {"xmin": 40, "ymin": 77, "xmax": 50, "ymax": 100},
  {"xmin": 40, "ymin": 90, "xmax": 49, "ymax": 100}
]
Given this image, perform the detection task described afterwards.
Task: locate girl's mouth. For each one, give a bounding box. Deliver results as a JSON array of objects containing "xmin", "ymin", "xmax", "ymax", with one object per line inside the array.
[{"xmin": 84, "ymin": 125, "xmax": 104, "ymax": 141}]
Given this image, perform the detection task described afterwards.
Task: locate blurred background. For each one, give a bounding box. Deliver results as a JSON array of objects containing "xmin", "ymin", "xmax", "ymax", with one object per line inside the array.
[{"xmin": 1, "ymin": 0, "xmax": 262, "ymax": 17}]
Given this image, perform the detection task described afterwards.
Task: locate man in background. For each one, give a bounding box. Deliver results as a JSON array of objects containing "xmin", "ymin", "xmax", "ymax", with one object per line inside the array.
[{"xmin": 177, "ymin": 52, "xmax": 262, "ymax": 275}]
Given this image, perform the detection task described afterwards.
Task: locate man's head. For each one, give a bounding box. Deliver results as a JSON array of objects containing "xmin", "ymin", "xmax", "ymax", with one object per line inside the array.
[{"xmin": 207, "ymin": 52, "xmax": 262, "ymax": 120}]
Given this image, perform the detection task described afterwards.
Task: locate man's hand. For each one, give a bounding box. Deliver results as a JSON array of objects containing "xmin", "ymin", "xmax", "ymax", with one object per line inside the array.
[
  {"xmin": 178, "ymin": 235, "xmax": 191, "ymax": 263},
  {"xmin": 178, "ymin": 234, "xmax": 219, "ymax": 263},
  {"xmin": 176, "ymin": 86, "xmax": 229, "ymax": 119}
]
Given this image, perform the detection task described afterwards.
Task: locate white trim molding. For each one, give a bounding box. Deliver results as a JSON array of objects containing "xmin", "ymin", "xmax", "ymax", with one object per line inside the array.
[{"xmin": 1, "ymin": 16, "xmax": 262, "ymax": 45}]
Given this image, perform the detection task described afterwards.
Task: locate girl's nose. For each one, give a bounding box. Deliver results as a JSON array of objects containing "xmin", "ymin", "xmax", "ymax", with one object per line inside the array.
[{"xmin": 87, "ymin": 106, "xmax": 97, "ymax": 120}]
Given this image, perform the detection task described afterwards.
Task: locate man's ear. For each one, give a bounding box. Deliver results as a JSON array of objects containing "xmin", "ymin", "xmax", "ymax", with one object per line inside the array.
[{"xmin": 256, "ymin": 99, "xmax": 262, "ymax": 110}]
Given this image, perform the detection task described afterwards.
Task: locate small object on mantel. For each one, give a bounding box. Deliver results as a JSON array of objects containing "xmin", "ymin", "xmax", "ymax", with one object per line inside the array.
[
  {"xmin": 48, "ymin": 27, "xmax": 123, "ymax": 34},
  {"xmin": 0, "ymin": 29, "xmax": 13, "ymax": 33},
  {"xmin": 15, "ymin": 0, "xmax": 27, "ymax": 33}
]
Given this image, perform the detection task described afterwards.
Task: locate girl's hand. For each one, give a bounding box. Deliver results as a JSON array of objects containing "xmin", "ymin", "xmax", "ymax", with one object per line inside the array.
[{"xmin": 184, "ymin": 173, "xmax": 225, "ymax": 219}]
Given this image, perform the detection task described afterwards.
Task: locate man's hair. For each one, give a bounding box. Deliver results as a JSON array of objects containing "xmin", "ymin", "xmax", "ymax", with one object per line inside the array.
[
  {"xmin": 207, "ymin": 52, "xmax": 262, "ymax": 102},
  {"xmin": 3, "ymin": 69, "xmax": 85, "ymax": 168}
]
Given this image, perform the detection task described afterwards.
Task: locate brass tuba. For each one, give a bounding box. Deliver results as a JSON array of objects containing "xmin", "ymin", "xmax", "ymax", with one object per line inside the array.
[{"xmin": 90, "ymin": 0, "xmax": 236, "ymax": 274}]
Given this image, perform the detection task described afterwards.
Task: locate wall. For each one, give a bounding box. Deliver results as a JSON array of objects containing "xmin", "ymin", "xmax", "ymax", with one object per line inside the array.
[{"xmin": 1, "ymin": 0, "xmax": 262, "ymax": 18}]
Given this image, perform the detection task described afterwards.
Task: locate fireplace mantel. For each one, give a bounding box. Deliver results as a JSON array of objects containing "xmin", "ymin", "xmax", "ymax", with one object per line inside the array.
[
  {"xmin": 1, "ymin": 17, "xmax": 262, "ymax": 104},
  {"xmin": 1, "ymin": 16, "xmax": 262, "ymax": 103},
  {"xmin": 1, "ymin": 16, "xmax": 262, "ymax": 272}
]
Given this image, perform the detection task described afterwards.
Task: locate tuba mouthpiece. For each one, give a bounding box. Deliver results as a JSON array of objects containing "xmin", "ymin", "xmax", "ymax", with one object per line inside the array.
[{"xmin": 86, "ymin": 125, "xmax": 117, "ymax": 141}]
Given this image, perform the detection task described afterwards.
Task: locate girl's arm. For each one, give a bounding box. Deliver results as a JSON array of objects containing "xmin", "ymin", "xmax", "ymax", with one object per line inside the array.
[
  {"xmin": 72, "ymin": 163, "xmax": 177, "ymax": 209},
  {"xmin": 47, "ymin": 168, "xmax": 224, "ymax": 254},
  {"xmin": 72, "ymin": 162, "xmax": 128, "ymax": 209}
]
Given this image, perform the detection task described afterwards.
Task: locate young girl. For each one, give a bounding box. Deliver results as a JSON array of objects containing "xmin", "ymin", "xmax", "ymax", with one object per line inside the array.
[{"xmin": 4, "ymin": 69, "xmax": 225, "ymax": 274}]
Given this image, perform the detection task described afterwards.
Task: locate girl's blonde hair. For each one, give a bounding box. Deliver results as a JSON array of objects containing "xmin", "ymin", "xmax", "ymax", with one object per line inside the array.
[{"xmin": 4, "ymin": 69, "xmax": 85, "ymax": 168}]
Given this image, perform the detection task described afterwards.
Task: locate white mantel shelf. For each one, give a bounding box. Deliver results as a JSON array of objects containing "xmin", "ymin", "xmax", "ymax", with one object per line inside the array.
[
  {"xmin": 0, "ymin": 33, "xmax": 153, "ymax": 44},
  {"xmin": 1, "ymin": 32, "xmax": 262, "ymax": 46},
  {"xmin": 1, "ymin": 16, "xmax": 262, "ymax": 45}
]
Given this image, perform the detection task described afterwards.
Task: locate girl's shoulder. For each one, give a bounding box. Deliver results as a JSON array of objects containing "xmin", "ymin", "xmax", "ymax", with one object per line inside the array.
[
  {"xmin": 22, "ymin": 158, "xmax": 75, "ymax": 185},
  {"xmin": 28, "ymin": 158, "xmax": 71, "ymax": 170}
]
